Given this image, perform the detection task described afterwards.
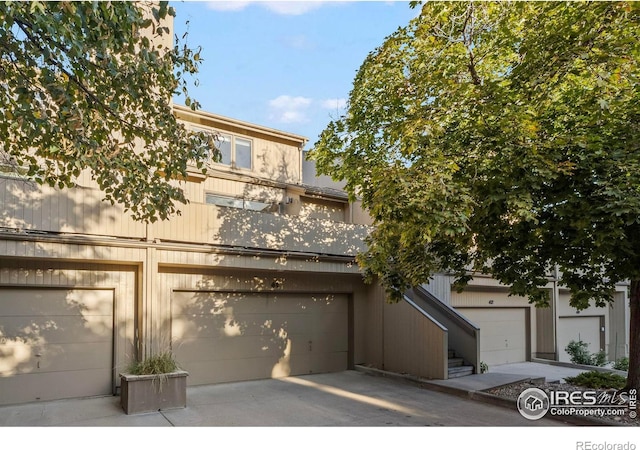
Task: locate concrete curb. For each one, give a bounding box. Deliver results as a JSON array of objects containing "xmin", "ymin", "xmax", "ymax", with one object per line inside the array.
[
  {"xmin": 354, "ymin": 365, "xmax": 627, "ymax": 426},
  {"xmin": 531, "ymin": 358, "xmax": 628, "ymax": 377}
]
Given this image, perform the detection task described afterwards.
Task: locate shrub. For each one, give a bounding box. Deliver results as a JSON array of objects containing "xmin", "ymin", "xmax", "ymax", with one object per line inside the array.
[
  {"xmin": 564, "ymin": 371, "xmax": 626, "ymax": 390},
  {"xmin": 590, "ymin": 350, "xmax": 608, "ymax": 367},
  {"xmin": 565, "ymin": 340, "xmax": 607, "ymax": 367},
  {"xmin": 480, "ymin": 361, "xmax": 489, "ymax": 374},
  {"xmin": 613, "ymin": 357, "xmax": 629, "ymax": 372},
  {"xmin": 565, "ymin": 340, "xmax": 593, "ymax": 365}
]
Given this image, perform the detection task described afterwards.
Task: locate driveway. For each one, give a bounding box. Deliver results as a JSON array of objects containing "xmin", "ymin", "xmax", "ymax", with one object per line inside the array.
[{"xmin": 0, "ymin": 370, "xmax": 560, "ymax": 427}]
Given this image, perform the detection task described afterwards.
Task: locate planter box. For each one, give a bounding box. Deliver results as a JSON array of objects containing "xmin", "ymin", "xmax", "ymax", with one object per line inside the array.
[{"xmin": 119, "ymin": 370, "xmax": 188, "ymax": 415}]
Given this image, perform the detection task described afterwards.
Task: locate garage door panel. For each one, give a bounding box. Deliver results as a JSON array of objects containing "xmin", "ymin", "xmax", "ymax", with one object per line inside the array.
[
  {"xmin": 0, "ymin": 341, "xmax": 112, "ymax": 375},
  {"xmin": 172, "ymin": 293, "xmax": 265, "ymax": 316},
  {"xmin": 0, "ymin": 288, "xmax": 114, "ymax": 405},
  {"xmin": 0, "ymin": 315, "xmax": 112, "ymax": 344},
  {"xmin": 309, "ymin": 333, "xmax": 348, "ymax": 353},
  {"xmin": 290, "ymin": 295, "xmax": 347, "ymax": 313},
  {"xmin": 172, "ymin": 313, "xmax": 312, "ymax": 341},
  {"xmin": 0, "ymin": 290, "xmax": 113, "ymax": 316},
  {"xmin": 557, "ymin": 316, "xmax": 602, "ymax": 363},
  {"xmin": 314, "ymin": 311, "xmax": 348, "ymax": 330},
  {"xmin": 175, "ymin": 335, "xmax": 289, "ymax": 362},
  {"xmin": 0, "ymin": 368, "xmax": 112, "ymax": 404},
  {"xmin": 173, "ymin": 314, "xmax": 318, "ymax": 341},
  {"xmin": 458, "ymin": 307, "xmax": 527, "ymax": 366},
  {"xmin": 184, "ymin": 358, "xmax": 277, "ymax": 385},
  {"xmin": 172, "ymin": 292, "xmax": 348, "ymax": 385}
]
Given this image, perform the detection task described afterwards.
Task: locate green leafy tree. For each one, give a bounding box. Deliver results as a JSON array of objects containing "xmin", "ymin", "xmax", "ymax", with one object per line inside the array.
[
  {"xmin": 0, "ymin": 1, "xmax": 213, "ymax": 222},
  {"xmin": 311, "ymin": 1, "xmax": 640, "ymax": 389}
]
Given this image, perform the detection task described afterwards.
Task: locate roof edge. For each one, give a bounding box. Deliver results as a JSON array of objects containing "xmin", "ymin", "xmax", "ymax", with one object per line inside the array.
[{"xmin": 173, "ymin": 104, "xmax": 308, "ymax": 146}]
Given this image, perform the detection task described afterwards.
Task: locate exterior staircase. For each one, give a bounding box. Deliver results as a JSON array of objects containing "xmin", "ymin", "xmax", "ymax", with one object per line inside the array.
[{"xmin": 448, "ymin": 349, "xmax": 474, "ymax": 378}]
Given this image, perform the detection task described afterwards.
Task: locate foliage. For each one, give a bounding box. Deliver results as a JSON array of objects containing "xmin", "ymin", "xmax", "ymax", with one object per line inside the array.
[
  {"xmin": 565, "ymin": 340, "xmax": 593, "ymax": 365},
  {"xmin": 564, "ymin": 371, "xmax": 627, "ymax": 390},
  {"xmin": 310, "ymin": 1, "xmax": 640, "ymax": 389},
  {"xmin": 614, "ymin": 357, "xmax": 630, "ymax": 372},
  {"xmin": 0, "ymin": 1, "xmax": 214, "ymax": 222},
  {"xmin": 480, "ymin": 361, "xmax": 489, "ymax": 374},
  {"xmin": 591, "ymin": 350, "xmax": 608, "ymax": 368},
  {"xmin": 127, "ymin": 351, "xmax": 180, "ymax": 375},
  {"xmin": 565, "ymin": 340, "xmax": 607, "ymax": 367}
]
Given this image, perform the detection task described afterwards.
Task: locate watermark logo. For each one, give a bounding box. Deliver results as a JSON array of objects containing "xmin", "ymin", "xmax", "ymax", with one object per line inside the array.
[
  {"xmin": 517, "ymin": 387, "xmax": 550, "ymax": 420},
  {"xmin": 517, "ymin": 386, "xmax": 637, "ymax": 421}
]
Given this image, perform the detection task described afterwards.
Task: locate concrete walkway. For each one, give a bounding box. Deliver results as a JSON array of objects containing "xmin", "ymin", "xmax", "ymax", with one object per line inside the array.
[
  {"xmin": 0, "ymin": 369, "xmax": 564, "ymax": 427},
  {"xmin": 423, "ymin": 360, "xmax": 591, "ymax": 393}
]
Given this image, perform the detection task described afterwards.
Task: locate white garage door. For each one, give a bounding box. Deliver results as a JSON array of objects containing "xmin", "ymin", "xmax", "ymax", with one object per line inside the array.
[
  {"xmin": 0, "ymin": 288, "xmax": 114, "ymax": 405},
  {"xmin": 171, "ymin": 292, "xmax": 348, "ymax": 385},
  {"xmin": 458, "ymin": 308, "xmax": 527, "ymax": 366},
  {"xmin": 557, "ymin": 316, "xmax": 602, "ymax": 363}
]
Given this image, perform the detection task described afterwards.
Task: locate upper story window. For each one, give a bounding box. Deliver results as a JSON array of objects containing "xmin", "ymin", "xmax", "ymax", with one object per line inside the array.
[
  {"xmin": 206, "ymin": 193, "xmax": 278, "ymax": 213},
  {"xmin": 190, "ymin": 126, "xmax": 253, "ymax": 171},
  {"xmin": 217, "ymin": 133, "xmax": 253, "ymax": 170}
]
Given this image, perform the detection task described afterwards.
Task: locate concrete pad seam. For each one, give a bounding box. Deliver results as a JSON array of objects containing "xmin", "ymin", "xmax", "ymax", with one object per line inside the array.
[{"xmin": 160, "ymin": 411, "xmax": 176, "ymax": 426}]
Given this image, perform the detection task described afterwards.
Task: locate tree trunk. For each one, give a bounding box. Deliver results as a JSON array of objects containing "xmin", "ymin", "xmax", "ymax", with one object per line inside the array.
[{"xmin": 625, "ymin": 279, "xmax": 640, "ymax": 390}]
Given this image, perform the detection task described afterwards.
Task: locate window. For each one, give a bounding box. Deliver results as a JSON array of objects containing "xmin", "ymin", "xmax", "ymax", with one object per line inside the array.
[
  {"xmin": 206, "ymin": 194, "xmax": 278, "ymax": 213},
  {"xmin": 216, "ymin": 133, "xmax": 252, "ymax": 170},
  {"xmin": 190, "ymin": 127, "xmax": 253, "ymax": 170}
]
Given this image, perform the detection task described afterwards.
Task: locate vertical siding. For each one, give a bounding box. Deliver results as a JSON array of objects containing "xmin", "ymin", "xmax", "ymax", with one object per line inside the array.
[
  {"xmin": 383, "ymin": 300, "xmax": 447, "ymax": 380},
  {"xmin": 422, "ymin": 274, "xmax": 453, "ymax": 305},
  {"xmin": 151, "ymin": 203, "xmax": 368, "ymax": 256},
  {"xmin": 0, "ymin": 176, "xmax": 145, "ymax": 238},
  {"xmin": 609, "ymin": 290, "xmax": 628, "ymax": 360},
  {"xmin": 362, "ymin": 283, "xmax": 385, "ymax": 369},
  {"xmin": 300, "ymin": 197, "xmax": 346, "ymax": 222},
  {"xmin": 535, "ymin": 300, "xmax": 555, "ymax": 359}
]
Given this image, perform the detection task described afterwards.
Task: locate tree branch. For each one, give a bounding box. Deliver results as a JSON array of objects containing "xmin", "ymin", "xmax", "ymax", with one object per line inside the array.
[
  {"xmin": 13, "ymin": 16, "xmax": 149, "ymax": 136},
  {"xmin": 462, "ymin": 3, "xmax": 481, "ymax": 86}
]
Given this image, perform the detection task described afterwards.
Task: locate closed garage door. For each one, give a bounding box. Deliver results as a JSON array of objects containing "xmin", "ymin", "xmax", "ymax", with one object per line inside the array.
[
  {"xmin": 0, "ymin": 288, "xmax": 114, "ymax": 405},
  {"xmin": 171, "ymin": 291, "xmax": 348, "ymax": 385},
  {"xmin": 557, "ymin": 316, "xmax": 603, "ymax": 363},
  {"xmin": 458, "ymin": 308, "xmax": 527, "ymax": 366}
]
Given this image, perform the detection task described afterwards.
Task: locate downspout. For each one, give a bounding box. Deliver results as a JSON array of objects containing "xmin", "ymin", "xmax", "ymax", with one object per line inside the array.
[
  {"xmin": 553, "ymin": 264, "xmax": 560, "ymax": 361},
  {"xmin": 298, "ymin": 141, "xmax": 307, "ymax": 185}
]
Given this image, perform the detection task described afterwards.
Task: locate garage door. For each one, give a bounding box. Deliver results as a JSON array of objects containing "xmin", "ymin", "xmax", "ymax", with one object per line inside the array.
[
  {"xmin": 557, "ymin": 316, "xmax": 602, "ymax": 363},
  {"xmin": 0, "ymin": 288, "xmax": 114, "ymax": 405},
  {"xmin": 171, "ymin": 292, "xmax": 348, "ymax": 385},
  {"xmin": 458, "ymin": 308, "xmax": 527, "ymax": 366}
]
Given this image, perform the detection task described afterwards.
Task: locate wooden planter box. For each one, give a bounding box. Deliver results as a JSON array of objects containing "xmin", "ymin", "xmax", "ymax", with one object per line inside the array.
[{"xmin": 119, "ymin": 371, "xmax": 189, "ymax": 415}]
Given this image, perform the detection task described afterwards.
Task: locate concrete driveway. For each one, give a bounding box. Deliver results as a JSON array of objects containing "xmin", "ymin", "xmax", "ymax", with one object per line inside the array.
[{"xmin": 0, "ymin": 370, "xmax": 561, "ymax": 427}]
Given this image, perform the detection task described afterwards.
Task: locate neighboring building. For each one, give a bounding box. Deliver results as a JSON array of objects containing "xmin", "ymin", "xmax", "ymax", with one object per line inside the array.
[
  {"xmin": 422, "ymin": 272, "xmax": 629, "ymax": 367},
  {"xmin": 0, "ymin": 105, "xmax": 630, "ymax": 406}
]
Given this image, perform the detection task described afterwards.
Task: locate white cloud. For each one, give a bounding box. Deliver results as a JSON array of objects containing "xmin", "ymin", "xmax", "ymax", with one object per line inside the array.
[
  {"xmin": 262, "ymin": 1, "xmax": 325, "ymax": 16},
  {"xmin": 268, "ymin": 95, "xmax": 313, "ymax": 123},
  {"xmin": 206, "ymin": 1, "xmax": 251, "ymax": 12},
  {"xmin": 206, "ymin": 1, "xmax": 327, "ymax": 15},
  {"xmin": 320, "ymin": 98, "xmax": 347, "ymax": 110}
]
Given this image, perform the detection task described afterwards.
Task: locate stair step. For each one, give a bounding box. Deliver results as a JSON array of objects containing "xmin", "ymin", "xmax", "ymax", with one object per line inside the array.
[
  {"xmin": 448, "ymin": 357, "xmax": 464, "ymax": 368},
  {"xmin": 448, "ymin": 365, "xmax": 474, "ymax": 378}
]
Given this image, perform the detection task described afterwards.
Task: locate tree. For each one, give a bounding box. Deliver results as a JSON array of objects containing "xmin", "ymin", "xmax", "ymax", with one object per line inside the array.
[
  {"xmin": 310, "ymin": 1, "xmax": 640, "ymax": 389},
  {"xmin": 0, "ymin": 1, "xmax": 213, "ymax": 222}
]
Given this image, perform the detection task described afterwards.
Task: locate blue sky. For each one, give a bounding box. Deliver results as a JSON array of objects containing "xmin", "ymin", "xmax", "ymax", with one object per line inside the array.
[{"xmin": 171, "ymin": 1, "xmax": 418, "ymax": 148}]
